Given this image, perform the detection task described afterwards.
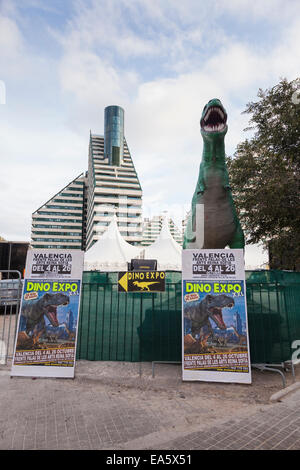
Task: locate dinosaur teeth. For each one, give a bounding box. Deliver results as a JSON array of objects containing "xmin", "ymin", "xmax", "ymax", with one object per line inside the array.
[{"xmin": 203, "ymin": 123, "xmax": 225, "ymax": 132}]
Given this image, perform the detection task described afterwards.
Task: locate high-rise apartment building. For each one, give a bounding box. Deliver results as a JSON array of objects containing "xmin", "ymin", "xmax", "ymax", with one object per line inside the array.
[
  {"xmin": 181, "ymin": 210, "xmax": 190, "ymax": 244},
  {"xmin": 31, "ymin": 173, "xmax": 87, "ymax": 250},
  {"xmin": 142, "ymin": 215, "xmax": 183, "ymax": 246},
  {"xmin": 31, "ymin": 106, "xmax": 142, "ymax": 250}
]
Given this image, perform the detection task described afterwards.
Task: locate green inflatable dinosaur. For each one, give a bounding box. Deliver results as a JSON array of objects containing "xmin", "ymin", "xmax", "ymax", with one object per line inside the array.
[{"xmin": 183, "ymin": 98, "xmax": 244, "ymax": 250}]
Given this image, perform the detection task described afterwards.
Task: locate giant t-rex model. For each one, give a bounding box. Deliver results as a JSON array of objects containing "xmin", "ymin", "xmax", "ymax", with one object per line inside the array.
[{"xmin": 183, "ymin": 98, "xmax": 244, "ymax": 249}]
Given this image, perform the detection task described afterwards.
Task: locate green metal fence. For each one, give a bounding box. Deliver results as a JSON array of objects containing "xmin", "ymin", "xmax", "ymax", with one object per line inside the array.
[
  {"xmin": 77, "ymin": 272, "xmax": 182, "ymax": 362},
  {"xmin": 245, "ymin": 270, "xmax": 300, "ymax": 364},
  {"xmin": 76, "ymin": 270, "xmax": 300, "ymax": 365}
]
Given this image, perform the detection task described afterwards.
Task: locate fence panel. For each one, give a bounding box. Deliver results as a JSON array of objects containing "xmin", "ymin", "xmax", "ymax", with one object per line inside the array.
[
  {"xmin": 76, "ymin": 272, "xmax": 182, "ymax": 362},
  {"xmin": 246, "ymin": 271, "xmax": 300, "ymax": 364},
  {"xmin": 0, "ymin": 270, "xmax": 23, "ymax": 364}
]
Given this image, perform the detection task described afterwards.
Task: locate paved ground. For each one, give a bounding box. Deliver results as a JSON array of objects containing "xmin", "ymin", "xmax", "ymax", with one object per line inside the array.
[
  {"xmin": 1, "ymin": 360, "xmax": 300, "ymax": 451},
  {"xmin": 154, "ymin": 391, "xmax": 300, "ymax": 450}
]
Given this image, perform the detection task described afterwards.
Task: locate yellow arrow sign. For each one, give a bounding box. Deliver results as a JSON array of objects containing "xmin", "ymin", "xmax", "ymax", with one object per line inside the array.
[
  {"xmin": 118, "ymin": 271, "xmax": 166, "ymax": 292},
  {"xmin": 118, "ymin": 272, "xmax": 128, "ymax": 291}
]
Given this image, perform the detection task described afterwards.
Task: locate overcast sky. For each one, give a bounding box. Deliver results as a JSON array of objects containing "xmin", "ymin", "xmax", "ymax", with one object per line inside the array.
[{"xmin": 1, "ymin": 0, "xmax": 300, "ymax": 268}]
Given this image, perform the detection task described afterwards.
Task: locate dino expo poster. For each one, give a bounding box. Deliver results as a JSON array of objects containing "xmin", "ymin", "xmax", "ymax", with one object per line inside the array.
[
  {"xmin": 11, "ymin": 249, "xmax": 84, "ymax": 378},
  {"xmin": 182, "ymin": 249, "xmax": 252, "ymax": 384}
]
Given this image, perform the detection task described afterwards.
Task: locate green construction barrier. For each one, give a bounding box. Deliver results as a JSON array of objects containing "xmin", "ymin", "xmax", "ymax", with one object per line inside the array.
[{"xmin": 76, "ymin": 270, "xmax": 300, "ymax": 365}]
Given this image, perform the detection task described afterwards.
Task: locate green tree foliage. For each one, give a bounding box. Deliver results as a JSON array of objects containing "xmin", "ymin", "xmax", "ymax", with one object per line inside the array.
[{"xmin": 227, "ymin": 78, "xmax": 300, "ymax": 269}]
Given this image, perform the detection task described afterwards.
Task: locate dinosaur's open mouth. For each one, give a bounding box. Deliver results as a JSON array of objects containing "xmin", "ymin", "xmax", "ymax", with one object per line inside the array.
[
  {"xmin": 45, "ymin": 305, "xmax": 60, "ymax": 327},
  {"xmin": 209, "ymin": 306, "xmax": 227, "ymax": 330},
  {"xmin": 201, "ymin": 106, "xmax": 227, "ymax": 132}
]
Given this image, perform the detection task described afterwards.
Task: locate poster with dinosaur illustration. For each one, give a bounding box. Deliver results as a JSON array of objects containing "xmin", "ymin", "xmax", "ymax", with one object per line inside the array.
[
  {"xmin": 11, "ymin": 249, "xmax": 84, "ymax": 378},
  {"xmin": 182, "ymin": 249, "xmax": 251, "ymax": 384}
]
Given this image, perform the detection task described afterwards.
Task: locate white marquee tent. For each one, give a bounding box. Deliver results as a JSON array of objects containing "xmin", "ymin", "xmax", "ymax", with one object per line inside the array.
[
  {"xmin": 84, "ymin": 216, "xmax": 143, "ymax": 271},
  {"xmin": 144, "ymin": 217, "xmax": 182, "ymax": 271}
]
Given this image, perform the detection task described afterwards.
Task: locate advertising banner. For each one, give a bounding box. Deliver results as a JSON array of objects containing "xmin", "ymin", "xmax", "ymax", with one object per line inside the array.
[
  {"xmin": 11, "ymin": 249, "xmax": 84, "ymax": 378},
  {"xmin": 182, "ymin": 249, "xmax": 251, "ymax": 384}
]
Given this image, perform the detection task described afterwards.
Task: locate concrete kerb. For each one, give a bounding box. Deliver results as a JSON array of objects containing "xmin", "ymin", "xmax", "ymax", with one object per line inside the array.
[{"xmin": 270, "ymin": 381, "xmax": 300, "ymax": 403}]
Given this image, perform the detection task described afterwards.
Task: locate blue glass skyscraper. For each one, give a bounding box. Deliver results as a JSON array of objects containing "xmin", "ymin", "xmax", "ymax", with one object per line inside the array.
[{"xmin": 104, "ymin": 105, "xmax": 125, "ymax": 166}]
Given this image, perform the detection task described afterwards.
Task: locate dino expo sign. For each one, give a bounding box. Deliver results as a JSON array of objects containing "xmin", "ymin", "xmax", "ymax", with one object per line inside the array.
[
  {"xmin": 11, "ymin": 249, "xmax": 84, "ymax": 379},
  {"xmin": 118, "ymin": 271, "xmax": 166, "ymax": 292},
  {"xmin": 182, "ymin": 249, "xmax": 252, "ymax": 384}
]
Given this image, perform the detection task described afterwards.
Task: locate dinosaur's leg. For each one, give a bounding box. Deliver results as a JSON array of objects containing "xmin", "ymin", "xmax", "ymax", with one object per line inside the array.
[
  {"xmin": 183, "ymin": 192, "xmax": 198, "ymax": 248},
  {"xmin": 229, "ymin": 223, "xmax": 245, "ymax": 249},
  {"xmin": 205, "ymin": 320, "xmax": 216, "ymax": 343},
  {"xmin": 25, "ymin": 319, "xmax": 35, "ymax": 337},
  {"xmin": 191, "ymin": 322, "xmax": 201, "ymax": 339},
  {"xmin": 222, "ymin": 168, "xmax": 231, "ymax": 191},
  {"xmin": 190, "ymin": 325, "xmax": 197, "ymax": 339},
  {"xmin": 183, "ymin": 185, "xmax": 205, "ymax": 249},
  {"xmin": 35, "ymin": 317, "xmax": 46, "ymax": 340}
]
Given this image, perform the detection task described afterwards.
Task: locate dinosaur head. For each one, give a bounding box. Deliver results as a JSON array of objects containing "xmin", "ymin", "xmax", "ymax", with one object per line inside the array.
[
  {"xmin": 200, "ymin": 98, "xmax": 227, "ymax": 140},
  {"xmin": 42, "ymin": 293, "xmax": 69, "ymax": 327},
  {"xmin": 205, "ymin": 294, "xmax": 234, "ymax": 330}
]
